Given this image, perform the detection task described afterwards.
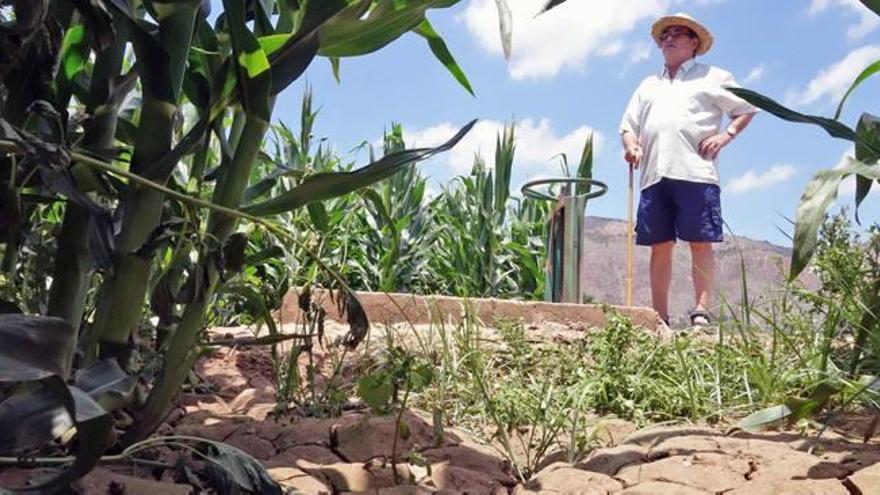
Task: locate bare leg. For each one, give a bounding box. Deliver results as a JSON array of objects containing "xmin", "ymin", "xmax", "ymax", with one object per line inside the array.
[
  {"xmin": 650, "ymin": 241, "xmax": 674, "ymax": 322},
  {"xmin": 689, "ymin": 242, "xmax": 715, "ymax": 312}
]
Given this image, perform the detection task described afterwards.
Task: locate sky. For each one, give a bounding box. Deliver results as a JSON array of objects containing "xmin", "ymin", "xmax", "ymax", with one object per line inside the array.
[{"xmin": 251, "ymin": 0, "xmax": 879, "ymax": 246}]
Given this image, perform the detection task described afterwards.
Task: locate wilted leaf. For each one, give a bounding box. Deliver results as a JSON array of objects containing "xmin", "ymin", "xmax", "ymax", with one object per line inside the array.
[
  {"xmin": 738, "ymin": 404, "xmax": 792, "ymax": 431},
  {"xmin": 0, "ymin": 314, "xmax": 75, "ymax": 382},
  {"xmin": 73, "ymin": 359, "xmax": 136, "ymax": 411},
  {"xmin": 222, "ymin": 232, "xmax": 248, "ymax": 275},
  {"xmin": 340, "ymin": 290, "xmax": 368, "ymax": 349},
  {"xmin": 0, "ymin": 379, "xmax": 111, "ymax": 463},
  {"xmin": 494, "ymin": 0, "xmax": 512, "ymax": 60},
  {"xmin": 26, "ymin": 378, "xmax": 114, "ymax": 493},
  {"xmin": 0, "ymin": 386, "xmax": 75, "ymax": 453},
  {"xmin": 200, "ymin": 440, "xmax": 283, "ymax": 495}
]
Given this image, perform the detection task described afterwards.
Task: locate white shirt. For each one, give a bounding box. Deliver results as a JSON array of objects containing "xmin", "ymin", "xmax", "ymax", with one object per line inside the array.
[{"xmin": 620, "ymin": 59, "xmax": 758, "ymax": 190}]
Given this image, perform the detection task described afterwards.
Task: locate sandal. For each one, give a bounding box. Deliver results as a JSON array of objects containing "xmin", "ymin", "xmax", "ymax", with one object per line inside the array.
[{"xmin": 688, "ymin": 309, "xmax": 711, "ymax": 327}]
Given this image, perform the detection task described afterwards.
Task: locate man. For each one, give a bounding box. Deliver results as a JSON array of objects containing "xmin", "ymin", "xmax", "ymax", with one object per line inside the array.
[{"xmin": 620, "ymin": 13, "xmax": 757, "ymax": 326}]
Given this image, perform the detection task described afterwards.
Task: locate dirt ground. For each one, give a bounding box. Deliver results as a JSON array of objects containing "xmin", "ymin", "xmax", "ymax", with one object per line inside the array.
[{"xmin": 2, "ymin": 320, "xmax": 880, "ymax": 494}]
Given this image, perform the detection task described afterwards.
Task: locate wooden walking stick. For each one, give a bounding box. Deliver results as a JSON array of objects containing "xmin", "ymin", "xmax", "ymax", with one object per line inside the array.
[{"xmin": 626, "ymin": 164, "xmax": 634, "ymax": 306}]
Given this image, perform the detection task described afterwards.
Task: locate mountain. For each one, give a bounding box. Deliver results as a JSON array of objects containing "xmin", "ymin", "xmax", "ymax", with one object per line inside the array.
[{"xmin": 578, "ymin": 216, "xmax": 814, "ymax": 324}]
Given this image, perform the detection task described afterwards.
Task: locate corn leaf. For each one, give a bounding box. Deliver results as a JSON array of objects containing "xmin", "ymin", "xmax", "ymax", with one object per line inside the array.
[
  {"xmin": 854, "ymin": 113, "xmax": 880, "ymax": 222},
  {"xmin": 537, "ymin": 0, "xmax": 570, "ymax": 15},
  {"xmin": 73, "ymin": 359, "xmax": 137, "ymax": 411},
  {"xmin": 224, "ymin": 0, "xmax": 272, "ymax": 123},
  {"xmin": 317, "ymin": 0, "xmax": 463, "ymax": 57},
  {"xmin": 19, "ymin": 378, "xmax": 114, "ymax": 493},
  {"xmin": 728, "ymin": 87, "xmax": 858, "ymax": 142},
  {"xmin": 834, "ymin": 58, "xmax": 880, "ymax": 120},
  {"xmin": 859, "ymin": 0, "xmax": 880, "ymax": 17},
  {"xmin": 0, "ymin": 314, "xmax": 75, "ymax": 382},
  {"xmin": 57, "ymin": 24, "xmax": 90, "ymax": 85},
  {"xmin": 791, "ymin": 155, "xmax": 880, "ymax": 278},
  {"xmin": 243, "ymin": 119, "xmax": 477, "ymax": 216},
  {"xmin": 200, "ymin": 439, "xmax": 283, "ymax": 495},
  {"xmin": 737, "ymin": 404, "xmax": 791, "ymax": 431},
  {"xmin": 414, "ymin": 19, "xmax": 474, "ymax": 95}
]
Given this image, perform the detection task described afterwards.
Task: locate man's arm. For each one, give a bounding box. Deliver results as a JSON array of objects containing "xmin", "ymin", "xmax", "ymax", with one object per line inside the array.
[
  {"xmin": 727, "ymin": 112, "xmax": 755, "ymax": 137},
  {"xmin": 697, "ymin": 112, "xmax": 756, "ymax": 160},
  {"xmin": 621, "ymin": 130, "xmax": 642, "ymax": 168}
]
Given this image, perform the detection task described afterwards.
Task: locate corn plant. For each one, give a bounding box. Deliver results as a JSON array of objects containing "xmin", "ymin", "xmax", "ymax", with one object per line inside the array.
[
  {"xmin": 727, "ymin": 0, "xmax": 880, "ymax": 381},
  {"xmin": 0, "ymin": 0, "xmax": 561, "ymax": 487}
]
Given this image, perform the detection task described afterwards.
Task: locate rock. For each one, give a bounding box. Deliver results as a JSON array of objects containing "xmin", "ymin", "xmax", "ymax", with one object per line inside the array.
[
  {"xmin": 275, "ymin": 412, "xmax": 366, "ymax": 451},
  {"xmin": 350, "ymin": 486, "xmax": 438, "ymax": 494},
  {"xmin": 427, "ymin": 463, "xmax": 508, "ymax": 494},
  {"xmin": 0, "ymin": 468, "xmax": 57, "ymax": 491},
  {"xmin": 616, "ymin": 453, "xmax": 750, "ymax": 493},
  {"xmin": 173, "ymin": 421, "xmax": 239, "ymax": 442},
  {"xmin": 253, "ymin": 417, "xmax": 290, "ymax": 442},
  {"xmin": 296, "ymin": 459, "xmax": 413, "ymax": 492},
  {"xmin": 195, "ymin": 351, "xmax": 249, "ymax": 397},
  {"xmin": 78, "ymin": 467, "xmax": 193, "ymax": 495},
  {"xmin": 619, "ymin": 481, "xmax": 710, "ymax": 494},
  {"xmin": 594, "ymin": 418, "xmax": 638, "ymax": 446},
  {"xmin": 335, "ymin": 411, "xmax": 448, "ymax": 462},
  {"xmin": 623, "ymin": 426, "xmax": 718, "ymax": 447},
  {"xmin": 224, "ymin": 432, "xmax": 276, "ymax": 460},
  {"xmin": 848, "ymin": 461, "xmax": 880, "ymax": 495},
  {"xmin": 267, "ymin": 445, "xmax": 342, "ymax": 467},
  {"xmin": 421, "ymin": 445, "xmax": 512, "ymax": 485},
  {"xmin": 743, "ymin": 448, "xmax": 851, "ymax": 486},
  {"xmin": 513, "ymin": 462, "xmax": 622, "ymax": 494},
  {"xmin": 268, "ymin": 467, "xmax": 332, "ymax": 494},
  {"xmin": 727, "ymin": 479, "xmax": 849, "ymax": 495},
  {"xmin": 577, "ymin": 444, "xmax": 646, "ymax": 475}
]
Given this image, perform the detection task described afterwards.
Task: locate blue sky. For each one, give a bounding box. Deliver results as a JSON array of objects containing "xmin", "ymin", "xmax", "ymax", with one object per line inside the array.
[{"xmin": 260, "ymin": 0, "xmax": 880, "ymax": 246}]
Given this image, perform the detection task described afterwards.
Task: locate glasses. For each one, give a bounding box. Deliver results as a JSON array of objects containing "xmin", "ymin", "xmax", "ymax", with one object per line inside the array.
[{"xmin": 659, "ymin": 29, "xmax": 695, "ymax": 42}]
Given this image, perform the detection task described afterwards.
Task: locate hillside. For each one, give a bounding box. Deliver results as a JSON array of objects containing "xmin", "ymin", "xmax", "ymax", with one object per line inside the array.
[{"xmin": 579, "ymin": 216, "xmax": 813, "ymax": 324}]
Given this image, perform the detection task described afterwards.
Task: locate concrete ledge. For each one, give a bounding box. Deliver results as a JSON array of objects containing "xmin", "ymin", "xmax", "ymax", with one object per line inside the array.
[{"xmin": 278, "ymin": 288, "xmax": 662, "ymax": 331}]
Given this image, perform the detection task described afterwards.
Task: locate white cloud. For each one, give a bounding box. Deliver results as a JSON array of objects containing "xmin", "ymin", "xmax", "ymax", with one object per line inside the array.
[
  {"xmin": 808, "ymin": 0, "xmax": 880, "ymax": 40},
  {"xmin": 727, "ymin": 164, "xmax": 797, "ymax": 194},
  {"xmin": 460, "ymin": 0, "xmax": 673, "ymax": 80},
  {"xmin": 406, "ymin": 119, "xmax": 604, "ymax": 177},
  {"xmin": 629, "ymin": 42, "xmax": 653, "ymax": 64},
  {"xmin": 786, "ymin": 44, "xmax": 880, "ymax": 107},
  {"xmin": 743, "ymin": 65, "xmax": 766, "ymax": 85}
]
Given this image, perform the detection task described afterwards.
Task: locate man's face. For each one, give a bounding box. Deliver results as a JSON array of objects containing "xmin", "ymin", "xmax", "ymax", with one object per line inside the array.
[{"xmin": 658, "ymin": 25, "xmax": 699, "ymax": 64}]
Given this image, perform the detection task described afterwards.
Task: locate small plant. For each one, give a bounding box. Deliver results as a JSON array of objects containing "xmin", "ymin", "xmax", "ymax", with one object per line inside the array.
[{"xmin": 357, "ymin": 331, "xmax": 435, "ymax": 483}]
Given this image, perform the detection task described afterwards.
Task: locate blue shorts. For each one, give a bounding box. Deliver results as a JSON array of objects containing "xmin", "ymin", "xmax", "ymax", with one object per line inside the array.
[{"xmin": 636, "ymin": 178, "xmax": 723, "ymax": 246}]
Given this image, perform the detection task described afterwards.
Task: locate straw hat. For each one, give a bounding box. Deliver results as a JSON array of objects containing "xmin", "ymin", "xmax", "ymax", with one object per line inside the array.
[{"xmin": 651, "ymin": 12, "xmax": 714, "ymax": 56}]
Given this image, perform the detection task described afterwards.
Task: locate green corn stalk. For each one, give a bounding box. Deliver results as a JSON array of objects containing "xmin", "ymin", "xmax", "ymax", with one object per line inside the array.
[
  {"xmin": 48, "ymin": 19, "xmax": 128, "ymax": 327},
  {"xmin": 85, "ymin": 1, "xmax": 201, "ymax": 364}
]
